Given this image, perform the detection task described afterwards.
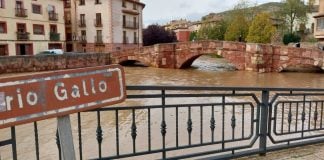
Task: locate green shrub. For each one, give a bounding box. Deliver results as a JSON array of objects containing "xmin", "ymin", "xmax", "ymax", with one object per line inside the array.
[{"xmin": 283, "ymin": 33, "xmax": 301, "ymax": 45}]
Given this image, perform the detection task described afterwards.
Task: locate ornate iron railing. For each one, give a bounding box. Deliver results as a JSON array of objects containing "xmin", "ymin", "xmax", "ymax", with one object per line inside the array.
[{"xmin": 1, "ymin": 86, "xmax": 324, "ymax": 159}]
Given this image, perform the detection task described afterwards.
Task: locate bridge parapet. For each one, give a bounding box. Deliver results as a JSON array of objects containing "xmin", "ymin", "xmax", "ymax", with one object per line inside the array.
[{"xmin": 0, "ymin": 41, "xmax": 323, "ymax": 74}]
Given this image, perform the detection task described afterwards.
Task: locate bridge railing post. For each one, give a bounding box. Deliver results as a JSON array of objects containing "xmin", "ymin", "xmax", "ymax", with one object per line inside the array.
[{"xmin": 259, "ymin": 90, "xmax": 269, "ymax": 156}]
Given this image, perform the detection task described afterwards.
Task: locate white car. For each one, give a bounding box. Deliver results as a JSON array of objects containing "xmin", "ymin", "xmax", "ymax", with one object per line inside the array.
[{"xmin": 37, "ymin": 49, "xmax": 64, "ymax": 55}]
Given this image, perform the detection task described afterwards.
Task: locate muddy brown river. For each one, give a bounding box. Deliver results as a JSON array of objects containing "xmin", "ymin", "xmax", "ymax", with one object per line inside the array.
[{"xmin": 1, "ymin": 56, "xmax": 324, "ymax": 160}]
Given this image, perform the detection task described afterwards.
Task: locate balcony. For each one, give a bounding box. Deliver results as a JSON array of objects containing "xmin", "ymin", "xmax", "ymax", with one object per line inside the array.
[
  {"xmin": 64, "ymin": 2, "xmax": 71, "ymax": 8},
  {"xmin": 134, "ymin": 37, "xmax": 138, "ymax": 44},
  {"xmin": 65, "ymin": 19, "xmax": 72, "ymax": 25},
  {"xmin": 48, "ymin": 12, "xmax": 58, "ymax": 21},
  {"xmin": 15, "ymin": 8, "xmax": 28, "ymax": 17},
  {"xmin": 95, "ymin": 36, "xmax": 104, "ymax": 45},
  {"xmin": 79, "ymin": 35, "xmax": 87, "ymax": 43},
  {"xmin": 94, "ymin": 20, "xmax": 103, "ymax": 27},
  {"xmin": 123, "ymin": 21, "xmax": 139, "ymax": 29},
  {"xmin": 17, "ymin": 32, "xmax": 30, "ymax": 40},
  {"xmin": 50, "ymin": 32, "xmax": 60, "ymax": 41},
  {"xmin": 123, "ymin": 37, "xmax": 129, "ymax": 44},
  {"xmin": 79, "ymin": 20, "xmax": 86, "ymax": 27}
]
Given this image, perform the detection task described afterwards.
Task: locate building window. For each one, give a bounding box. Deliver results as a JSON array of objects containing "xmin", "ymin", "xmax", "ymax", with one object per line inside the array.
[
  {"xmin": 80, "ymin": 14, "xmax": 86, "ymax": 27},
  {"xmin": 96, "ymin": 30, "xmax": 102, "ymax": 43},
  {"xmin": 17, "ymin": 23, "xmax": 26, "ymax": 33},
  {"xmin": 79, "ymin": 0, "xmax": 85, "ymax": 5},
  {"xmin": 122, "ymin": 0, "xmax": 126, "ymax": 7},
  {"xmin": 50, "ymin": 24, "xmax": 57, "ymax": 33},
  {"xmin": 133, "ymin": 3, "xmax": 137, "ymax": 10},
  {"xmin": 64, "ymin": 0, "xmax": 71, "ymax": 8},
  {"xmin": 95, "ymin": 0, "xmax": 101, "ymax": 4},
  {"xmin": 317, "ymin": 18, "xmax": 324, "ymax": 31},
  {"xmin": 80, "ymin": 30, "xmax": 86, "ymax": 42},
  {"xmin": 0, "ymin": 0, "xmax": 5, "ymax": 8},
  {"xmin": 134, "ymin": 32, "xmax": 137, "ymax": 44},
  {"xmin": 0, "ymin": 22, "xmax": 7, "ymax": 33},
  {"xmin": 0, "ymin": 45, "xmax": 8, "ymax": 56},
  {"xmin": 123, "ymin": 31, "xmax": 127, "ymax": 44},
  {"xmin": 32, "ymin": 4, "xmax": 41, "ymax": 14},
  {"xmin": 33, "ymin": 24, "xmax": 44, "ymax": 35},
  {"xmin": 95, "ymin": 13, "xmax": 102, "ymax": 26}
]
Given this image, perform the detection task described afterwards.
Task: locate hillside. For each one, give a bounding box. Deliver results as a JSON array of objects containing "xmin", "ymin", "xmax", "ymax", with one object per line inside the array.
[{"xmin": 202, "ymin": 2, "xmax": 283, "ymax": 21}]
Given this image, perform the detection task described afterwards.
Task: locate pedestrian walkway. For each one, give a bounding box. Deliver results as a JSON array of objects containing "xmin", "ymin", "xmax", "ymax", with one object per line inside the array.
[{"xmin": 238, "ymin": 143, "xmax": 324, "ymax": 160}]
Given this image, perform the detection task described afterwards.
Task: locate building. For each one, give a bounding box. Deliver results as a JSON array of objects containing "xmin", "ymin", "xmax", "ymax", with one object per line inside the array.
[
  {"xmin": 314, "ymin": 0, "xmax": 324, "ymax": 40},
  {"xmin": 164, "ymin": 19, "xmax": 192, "ymax": 42},
  {"xmin": 64, "ymin": 0, "xmax": 145, "ymax": 53},
  {"xmin": 0, "ymin": 0, "xmax": 65, "ymax": 56}
]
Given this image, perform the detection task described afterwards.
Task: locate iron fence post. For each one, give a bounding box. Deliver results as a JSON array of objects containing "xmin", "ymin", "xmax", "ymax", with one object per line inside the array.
[
  {"xmin": 259, "ymin": 90, "xmax": 269, "ymax": 156},
  {"xmin": 11, "ymin": 127, "xmax": 17, "ymax": 160}
]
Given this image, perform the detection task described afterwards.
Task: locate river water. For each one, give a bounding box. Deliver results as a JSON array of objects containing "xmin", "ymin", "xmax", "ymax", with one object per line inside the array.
[
  {"xmin": 1, "ymin": 55, "xmax": 324, "ymax": 160},
  {"xmin": 125, "ymin": 55, "xmax": 324, "ymax": 88}
]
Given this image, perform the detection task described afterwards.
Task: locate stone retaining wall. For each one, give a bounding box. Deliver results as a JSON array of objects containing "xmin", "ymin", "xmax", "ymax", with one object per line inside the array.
[{"xmin": 0, "ymin": 53, "xmax": 111, "ymax": 74}]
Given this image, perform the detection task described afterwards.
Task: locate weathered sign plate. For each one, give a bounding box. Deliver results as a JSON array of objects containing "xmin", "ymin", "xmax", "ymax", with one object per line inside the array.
[{"xmin": 0, "ymin": 65, "xmax": 126, "ymax": 129}]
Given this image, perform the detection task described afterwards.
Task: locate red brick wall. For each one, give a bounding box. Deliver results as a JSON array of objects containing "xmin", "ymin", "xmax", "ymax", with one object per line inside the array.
[{"xmin": 176, "ymin": 31, "xmax": 191, "ymax": 42}]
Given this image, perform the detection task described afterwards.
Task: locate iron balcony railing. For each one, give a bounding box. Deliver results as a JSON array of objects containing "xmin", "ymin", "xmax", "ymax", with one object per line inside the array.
[
  {"xmin": 94, "ymin": 19, "xmax": 103, "ymax": 27},
  {"xmin": 15, "ymin": 8, "xmax": 27, "ymax": 17},
  {"xmin": 95, "ymin": 35, "xmax": 103, "ymax": 44},
  {"xmin": 65, "ymin": 19, "xmax": 71, "ymax": 25},
  {"xmin": 48, "ymin": 12, "xmax": 58, "ymax": 21},
  {"xmin": 134, "ymin": 37, "xmax": 138, "ymax": 44},
  {"xmin": 78, "ymin": 20, "xmax": 86, "ymax": 27},
  {"xmin": 16, "ymin": 32, "xmax": 30, "ymax": 40},
  {"xmin": 50, "ymin": 32, "xmax": 60, "ymax": 41},
  {"xmin": 2, "ymin": 86, "xmax": 324, "ymax": 159},
  {"xmin": 79, "ymin": 35, "xmax": 87, "ymax": 43},
  {"xmin": 64, "ymin": 2, "xmax": 71, "ymax": 8},
  {"xmin": 123, "ymin": 21, "xmax": 139, "ymax": 29}
]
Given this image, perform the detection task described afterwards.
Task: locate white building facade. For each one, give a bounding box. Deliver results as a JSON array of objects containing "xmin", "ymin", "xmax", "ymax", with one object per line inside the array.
[
  {"xmin": 0, "ymin": 0, "xmax": 65, "ymax": 56},
  {"xmin": 64, "ymin": 0, "xmax": 144, "ymax": 53}
]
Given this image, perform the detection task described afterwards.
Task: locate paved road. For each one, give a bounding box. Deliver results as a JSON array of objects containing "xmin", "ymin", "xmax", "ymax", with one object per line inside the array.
[{"xmin": 238, "ymin": 143, "xmax": 324, "ymax": 160}]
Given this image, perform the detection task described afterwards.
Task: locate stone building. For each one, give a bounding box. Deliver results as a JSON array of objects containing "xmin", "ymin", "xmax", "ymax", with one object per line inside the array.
[
  {"xmin": 64, "ymin": 0, "xmax": 145, "ymax": 53},
  {"xmin": 315, "ymin": 0, "xmax": 324, "ymax": 40},
  {"xmin": 0, "ymin": 0, "xmax": 66, "ymax": 56}
]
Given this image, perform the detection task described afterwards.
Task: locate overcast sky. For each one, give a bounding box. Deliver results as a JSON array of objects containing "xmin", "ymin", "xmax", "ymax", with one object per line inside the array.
[{"xmin": 141, "ymin": 0, "xmax": 281, "ymax": 26}]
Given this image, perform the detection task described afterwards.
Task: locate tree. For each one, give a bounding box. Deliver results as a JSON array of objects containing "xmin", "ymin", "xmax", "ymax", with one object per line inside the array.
[
  {"xmin": 196, "ymin": 20, "xmax": 228, "ymax": 40},
  {"xmin": 224, "ymin": 0, "xmax": 253, "ymax": 42},
  {"xmin": 224, "ymin": 14, "xmax": 250, "ymax": 41},
  {"xmin": 246, "ymin": 13, "xmax": 276, "ymax": 43},
  {"xmin": 279, "ymin": 0, "xmax": 308, "ymax": 34},
  {"xmin": 143, "ymin": 24, "xmax": 177, "ymax": 46},
  {"xmin": 189, "ymin": 31, "xmax": 197, "ymax": 41}
]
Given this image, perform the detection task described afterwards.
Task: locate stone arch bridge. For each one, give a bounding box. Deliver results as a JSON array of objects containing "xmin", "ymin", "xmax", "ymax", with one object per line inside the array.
[
  {"xmin": 0, "ymin": 40, "xmax": 323, "ymax": 74},
  {"xmin": 111, "ymin": 40, "xmax": 324, "ymax": 72}
]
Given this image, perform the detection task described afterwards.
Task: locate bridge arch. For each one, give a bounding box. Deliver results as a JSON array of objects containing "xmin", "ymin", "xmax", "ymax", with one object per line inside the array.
[
  {"xmin": 179, "ymin": 54, "xmax": 204, "ymax": 69},
  {"xmin": 115, "ymin": 56, "xmax": 150, "ymax": 67}
]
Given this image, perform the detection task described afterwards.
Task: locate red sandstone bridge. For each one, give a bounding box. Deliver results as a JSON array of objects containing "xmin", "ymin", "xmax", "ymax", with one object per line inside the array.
[
  {"xmin": 0, "ymin": 40, "xmax": 323, "ymax": 73},
  {"xmin": 111, "ymin": 40, "xmax": 324, "ymax": 72}
]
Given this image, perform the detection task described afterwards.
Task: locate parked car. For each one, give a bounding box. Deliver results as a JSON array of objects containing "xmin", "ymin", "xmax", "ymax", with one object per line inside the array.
[{"xmin": 37, "ymin": 49, "xmax": 64, "ymax": 55}]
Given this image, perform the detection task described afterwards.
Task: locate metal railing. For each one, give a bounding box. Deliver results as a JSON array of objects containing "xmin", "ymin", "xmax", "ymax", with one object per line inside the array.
[
  {"xmin": 48, "ymin": 12, "xmax": 58, "ymax": 21},
  {"xmin": 123, "ymin": 21, "xmax": 139, "ymax": 29},
  {"xmin": 50, "ymin": 32, "xmax": 60, "ymax": 41},
  {"xmin": 79, "ymin": 35, "xmax": 87, "ymax": 43},
  {"xmin": 78, "ymin": 20, "xmax": 86, "ymax": 27},
  {"xmin": 15, "ymin": 8, "xmax": 27, "ymax": 17},
  {"xmin": 2, "ymin": 86, "xmax": 324, "ymax": 160},
  {"xmin": 94, "ymin": 19, "xmax": 103, "ymax": 27},
  {"xmin": 95, "ymin": 35, "xmax": 104, "ymax": 44},
  {"xmin": 16, "ymin": 32, "xmax": 30, "ymax": 40}
]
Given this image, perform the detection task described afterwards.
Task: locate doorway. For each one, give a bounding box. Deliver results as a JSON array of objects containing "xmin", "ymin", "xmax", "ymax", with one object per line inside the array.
[{"xmin": 16, "ymin": 44, "xmax": 33, "ymax": 55}]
